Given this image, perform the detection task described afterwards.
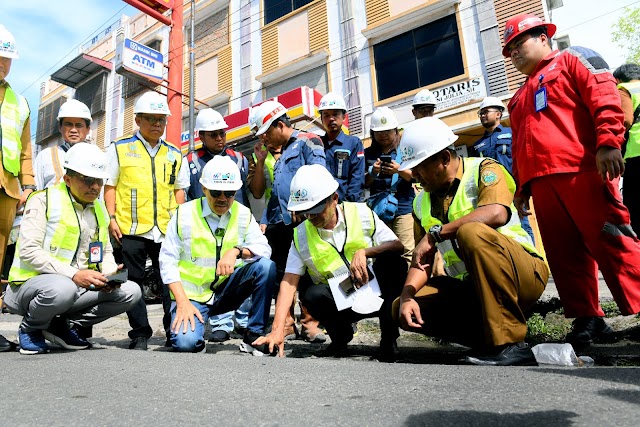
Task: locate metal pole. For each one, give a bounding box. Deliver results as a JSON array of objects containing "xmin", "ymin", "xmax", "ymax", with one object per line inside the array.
[
  {"xmin": 167, "ymin": 1, "xmax": 183, "ymax": 147},
  {"xmin": 188, "ymin": 0, "xmax": 196, "ymax": 153}
]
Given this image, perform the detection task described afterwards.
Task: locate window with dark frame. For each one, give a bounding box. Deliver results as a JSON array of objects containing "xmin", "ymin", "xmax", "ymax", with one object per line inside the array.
[
  {"xmin": 36, "ymin": 96, "xmax": 67, "ymax": 144},
  {"xmin": 264, "ymin": 0, "xmax": 313, "ymax": 25},
  {"xmin": 373, "ymin": 14, "xmax": 464, "ymax": 101},
  {"xmin": 75, "ymin": 72, "xmax": 108, "ymax": 116}
]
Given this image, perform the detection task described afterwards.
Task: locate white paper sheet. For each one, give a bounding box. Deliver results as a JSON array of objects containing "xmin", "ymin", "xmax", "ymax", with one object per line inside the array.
[{"xmin": 328, "ymin": 272, "xmax": 383, "ymax": 313}]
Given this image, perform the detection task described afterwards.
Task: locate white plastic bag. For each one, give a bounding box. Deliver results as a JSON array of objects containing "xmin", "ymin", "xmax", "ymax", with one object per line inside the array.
[{"xmin": 532, "ymin": 343, "xmax": 594, "ymax": 367}]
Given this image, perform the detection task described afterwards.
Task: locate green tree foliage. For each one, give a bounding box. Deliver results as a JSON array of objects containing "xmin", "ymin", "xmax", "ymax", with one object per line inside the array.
[{"xmin": 612, "ymin": 6, "xmax": 640, "ymax": 64}]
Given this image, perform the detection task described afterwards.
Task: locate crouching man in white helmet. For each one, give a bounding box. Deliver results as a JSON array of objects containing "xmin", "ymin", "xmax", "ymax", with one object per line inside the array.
[
  {"xmin": 255, "ymin": 165, "xmax": 407, "ymax": 362},
  {"xmin": 394, "ymin": 118, "xmax": 549, "ymax": 366},
  {"xmin": 33, "ymin": 99, "xmax": 92, "ymax": 190},
  {"xmin": 159, "ymin": 156, "xmax": 276, "ymax": 354},
  {"xmin": 4, "ymin": 144, "xmax": 142, "ymax": 355}
]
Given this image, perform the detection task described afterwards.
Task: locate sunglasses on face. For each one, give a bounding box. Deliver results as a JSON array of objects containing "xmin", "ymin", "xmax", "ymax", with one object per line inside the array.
[
  {"xmin": 74, "ymin": 173, "xmax": 103, "ymax": 187},
  {"xmin": 202, "ymin": 130, "xmax": 226, "ymax": 139},
  {"xmin": 139, "ymin": 115, "xmax": 167, "ymax": 125},
  {"xmin": 478, "ymin": 109, "xmax": 500, "ymax": 117},
  {"xmin": 209, "ymin": 189, "xmax": 236, "ymax": 198}
]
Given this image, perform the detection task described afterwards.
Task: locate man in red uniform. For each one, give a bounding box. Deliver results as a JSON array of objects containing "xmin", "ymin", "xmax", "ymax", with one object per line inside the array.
[{"xmin": 504, "ymin": 13, "xmax": 640, "ymax": 347}]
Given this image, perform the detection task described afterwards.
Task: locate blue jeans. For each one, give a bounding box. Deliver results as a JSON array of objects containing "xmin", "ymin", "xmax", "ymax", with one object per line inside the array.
[
  {"xmin": 520, "ymin": 216, "xmax": 535, "ymax": 246},
  {"xmin": 170, "ymin": 258, "xmax": 276, "ymax": 352},
  {"xmin": 208, "ymin": 297, "xmax": 251, "ymax": 332}
]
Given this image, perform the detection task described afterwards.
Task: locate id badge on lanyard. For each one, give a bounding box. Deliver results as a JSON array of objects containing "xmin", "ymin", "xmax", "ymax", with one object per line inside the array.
[
  {"xmin": 535, "ymin": 74, "xmax": 548, "ymax": 112},
  {"xmin": 88, "ymin": 241, "xmax": 103, "ymax": 264}
]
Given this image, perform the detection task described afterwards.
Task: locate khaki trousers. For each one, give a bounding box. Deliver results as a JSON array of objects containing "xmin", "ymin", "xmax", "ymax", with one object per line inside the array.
[
  {"xmin": 0, "ymin": 189, "xmax": 17, "ymax": 278},
  {"xmin": 388, "ymin": 213, "xmax": 415, "ymax": 265},
  {"xmin": 393, "ymin": 222, "xmax": 549, "ymax": 350}
]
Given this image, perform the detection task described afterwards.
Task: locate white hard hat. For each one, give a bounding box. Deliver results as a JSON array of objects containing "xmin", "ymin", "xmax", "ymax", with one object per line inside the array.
[
  {"xmin": 249, "ymin": 100, "xmax": 287, "ymax": 136},
  {"xmin": 63, "ymin": 143, "xmax": 109, "ymax": 179},
  {"xmin": 318, "ymin": 92, "xmax": 346, "ymax": 111},
  {"xmin": 288, "ymin": 165, "xmax": 339, "ymax": 213},
  {"xmin": 412, "ymin": 89, "xmax": 436, "ymax": 106},
  {"xmin": 57, "ymin": 99, "xmax": 92, "ymax": 123},
  {"xmin": 398, "ymin": 117, "xmax": 458, "ymax": 171},
  {"xmin": 479, "ymin": 96, "xmax": 505, "ymax": 111},
  {"xmin": 199, "ymin": 155, "xmax": 242, "ymax": 191},
  {"xmin": 195, "ymin": 108, "xmax": 228, "ymax": 132},
  {"xmin": 134, "ymin": 92, "xmax": 171, "ymax": 116},
  {"xmin": 0, "ymin": 25, "xmax": 18, "ymax": 59},
  {"xmin": 370, "ymin": 107, "xmax": 399, "ymax": 132}
]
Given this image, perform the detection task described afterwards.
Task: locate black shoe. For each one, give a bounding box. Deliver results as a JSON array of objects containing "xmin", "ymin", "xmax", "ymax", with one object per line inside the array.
[
  {"xmin": 209, "ymin": 330, "xmax": 230, "ymax": 343},
  {"xmin": 128, "ymin": 337, "xmax": 148, "ymax": 350},
  {"xmin": 566, "ymin": 316, "xmax": 615, "ymax": 346},
  {"xmin": 316, "ymin": 342, "xmax": 350, "ymax": 358},
  {"xmin": 375, "ymin": 340, "xmax": 399, "ymax": 363},
  {"xmin": 239, "ymin": 331, "xmax": 275, "ymax": 356},
  {"xmin": 464, "ymin": 342, "xmax": 537, "ymax": 366},
  {"xmin": 43, "ymin": 324, "xmax": 90, "ymax": 350},
  {"xmin": 0, "ymin": 334, "xmax": 15, "ymax": 352}
]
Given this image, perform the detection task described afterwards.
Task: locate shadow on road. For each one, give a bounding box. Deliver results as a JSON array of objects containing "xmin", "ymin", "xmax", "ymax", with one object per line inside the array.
[{"xmin": 403, "ymin": 409, "xmax": 578, "ymax": 426}]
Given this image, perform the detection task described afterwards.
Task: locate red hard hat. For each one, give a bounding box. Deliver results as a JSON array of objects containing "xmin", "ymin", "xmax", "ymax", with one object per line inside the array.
[{"xmin": 502, "ymin": 13, "xmax": 556, "ymax": 57}]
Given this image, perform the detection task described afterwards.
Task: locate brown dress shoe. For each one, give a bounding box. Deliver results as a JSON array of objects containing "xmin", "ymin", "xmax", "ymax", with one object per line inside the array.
[{"xmin": 300, "ymin": 303, "xmax": 326, "ymax": 343}]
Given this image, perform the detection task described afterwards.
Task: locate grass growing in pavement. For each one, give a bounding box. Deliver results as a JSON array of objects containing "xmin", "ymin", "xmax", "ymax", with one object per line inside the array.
[{"xmin": 526, "ymin": 312, "xmax": 572, "ymax": 344}]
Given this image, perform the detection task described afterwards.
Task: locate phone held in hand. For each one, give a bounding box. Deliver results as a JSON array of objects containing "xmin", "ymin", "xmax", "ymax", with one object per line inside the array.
[
  {"xmin": 379, "ymin": 154, "xmax": 392, "ymax": 165},
  {"xmin": 339, "ymin": 276, "xmax": 356, "ymax": 296},
  {"xmin": 105, "ymin": 268, "xmax": 128, "ymax": 287}
]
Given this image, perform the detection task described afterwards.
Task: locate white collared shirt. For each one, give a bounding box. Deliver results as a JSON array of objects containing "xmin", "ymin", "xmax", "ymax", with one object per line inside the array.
[
  {"xmin": 105, "ymin": 131, "xmax": 189, "ymax": 242},
  {"xmin": 284, "ymin": 205, "xmax": 398, "ymax": 276},
  {"xmin": 159, "ymin": 199, "xmax": 271, "ymax": 285}
]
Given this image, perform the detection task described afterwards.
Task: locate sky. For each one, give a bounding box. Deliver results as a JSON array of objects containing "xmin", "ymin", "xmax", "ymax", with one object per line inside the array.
[{"xmin": 3, "ymin": 0, "xmax": 640, "ymax": 139}]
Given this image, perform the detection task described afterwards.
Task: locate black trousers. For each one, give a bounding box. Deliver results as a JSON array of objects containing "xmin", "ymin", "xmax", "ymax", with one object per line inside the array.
[
  {"xmin": 623, "ymin": 156, "xmax": 640, "ymax": 232},
  {"xmin": 121, "ymin": 235, "xmax": 171, "ymax": 339},
  {"xmin": 264, "ymin": 222, "xmax": 294, "ymax": 284},
  {"xmin": 299, "ymin": 251, "xmax": 407, "ymax": 345}
]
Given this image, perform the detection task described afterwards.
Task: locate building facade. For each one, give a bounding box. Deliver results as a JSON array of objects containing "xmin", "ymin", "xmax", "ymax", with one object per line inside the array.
[{"xmin": 36, "ymin": 0, "xmax": 550, "ymax": 155}]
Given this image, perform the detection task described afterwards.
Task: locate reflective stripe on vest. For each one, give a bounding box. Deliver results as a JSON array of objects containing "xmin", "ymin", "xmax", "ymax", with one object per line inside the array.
[
  {"xmin": 51, "ymin": 146, "xmax": 65, "ymax": 185},
  {"xmin": 114, "ymin": 136, "xmax": 182, "ymax": 235},
  {"xmin": 293, "ymin": 202, "xmax": 374, "ymax": 285},
  {"xmin": 174, "ymin": 199, "xmax": 250, "ymax": 303},
  {"xmin": 0, "ymin": 86, "xmax": 29, "ymax": 176},
  {"xmin": 618, "ymin": 81, "xmax": 640, "ymax": 159},
  {"xmin": 8, "ymin": 182, "xmax": 110, "ymax": 283},
  {"xmin": 413, "ymin": 157, "xmax": 541, "ymax": 280},
  {"xmin": 252, "ymin": 151, "xmax": 276, "ymax": 202}
]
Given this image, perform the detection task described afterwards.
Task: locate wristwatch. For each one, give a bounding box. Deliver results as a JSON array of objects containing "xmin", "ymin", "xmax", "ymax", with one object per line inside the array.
[
  {"xmin": 234, "ymin": 245, "xmax": 244, "ymax": 259},
  {"xmin": 22, "ymin": 185, "xmax": 37, "ymax": 191},
  {"xmin": 428, "ymin": 224, "xmax": 443, "ymax": 243}
]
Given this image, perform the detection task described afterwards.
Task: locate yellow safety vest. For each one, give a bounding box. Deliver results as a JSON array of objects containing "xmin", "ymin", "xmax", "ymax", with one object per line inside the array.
[
  {"xmin": 174, "ymin": 199, "xmax": 251, "ymax": 303},
  {"xmin": 618, "ymin": 81, "xmax": 640, "ymax": 160},
  {"xmin": 413, "ymin": 157, "xmax": 541, "ymax": 280},
  {"xmin": 8, "ymin": 182, "xmax": 110, "ymax": 284},
  {"xmin": 114, "ymin": 135, "xmax": 182, "ymax": 235},
  {"xmin": 252, "ymin": 150, "xmax": 276, "ymax": 202},
  {"xmin": 293, "ymin": 202, "xmax": 374, "ymax": 285},
  {"xmin": 0, "ymin": 85, "xmax": 30, "ymax": 176}
]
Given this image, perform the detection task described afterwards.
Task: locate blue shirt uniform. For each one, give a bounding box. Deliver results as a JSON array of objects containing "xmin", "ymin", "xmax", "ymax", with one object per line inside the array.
[
  {"xmin": 322, "ymin": 130, "xmax": 365, "ymax": 202},
  {"xmin": 364, "ymin": 145, "xmax": 414, "ymax": 216},
  {"xmin": 470, "ymin": 126, "xmax": 513, "ymax": 173},
  {"xmin": 184, "ymin": 147, "xmax": 249, "ymax": 207},
  {"xmin": 262, "ymin": 130, "xmax": 326, "ymax": 225}
]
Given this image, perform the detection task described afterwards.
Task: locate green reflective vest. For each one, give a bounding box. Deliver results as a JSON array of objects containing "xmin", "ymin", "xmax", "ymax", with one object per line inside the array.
[
  {"xmin": 175, "ymin": 199, "xmax": 251, "ymax": 303},
  {"xmin": 9, "ymin": 182, "xmax": 110, "ymax": 284},
  {"xmin": 618, "ymin": 81, "xmax": 640, "ymax": 160},
  {"xmin": 252, "ymin": 150, "xmax": 276, "ymax": 202},
  {"xmin": 293, "ymin": 202, "xmax": 374, "ymax": 285},
  {"xmin": 0, "ymin": 85, "xmax": 30, "ymax": 176},
  {"xmin": 413, "ymin": 157, "xmax": 541, "ymax": 280}
]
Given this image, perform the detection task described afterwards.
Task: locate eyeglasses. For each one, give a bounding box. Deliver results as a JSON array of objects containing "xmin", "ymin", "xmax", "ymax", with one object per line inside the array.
[
  {"xmin": 478, "ymin": 109, "xmax": 501, "ymax": 117},
  {"xmin": 209, "ymin": 189, "xmax": 236, "ymax": 198},
  {"xmin": 139, "ymin": 115, "xmax": 167, "ymax": 125},
  {"xmin": 507, "ymin": 34, "xmax": 538, "ymax": 54},
  {"xmin": 201, "ymin": 130, "xmax": 226, "ymax": 139},
  {"xmin": 73, "ymin": 173, "xmax": 103, "ymax": 187}
]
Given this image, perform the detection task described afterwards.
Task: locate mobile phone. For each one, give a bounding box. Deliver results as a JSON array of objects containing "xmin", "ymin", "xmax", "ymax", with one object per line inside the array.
[
  {"xmin": 105, "ymin": 269, "xmax": 128, "ymax": 287},
  {"xmin": 339, "ymin": 276, "xmax": 356, "ymax": 296},
  {"xmin": 379, "ymin": 154, "xmax": 392, "ymax": 164}
]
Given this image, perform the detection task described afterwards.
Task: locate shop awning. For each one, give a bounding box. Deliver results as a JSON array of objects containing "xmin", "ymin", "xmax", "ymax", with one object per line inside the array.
[{"xmin": 51, "ymin": 54, "xmax": 113, "ymax": 88}]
